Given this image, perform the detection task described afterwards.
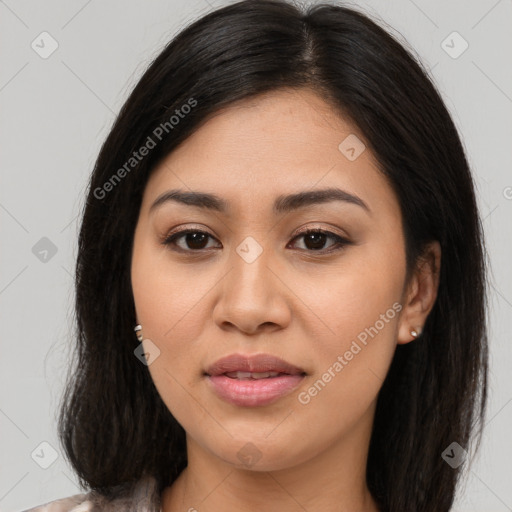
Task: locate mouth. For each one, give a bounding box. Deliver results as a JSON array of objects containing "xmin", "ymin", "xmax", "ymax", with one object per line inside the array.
[
  {"xmin": 205, "ymin": 352, "xmax": 306, "ymax": 377},
  {"xmin": 221, "ymin": 371, "xmax": 303, "ymax": 379},
  {"xmin": 204, "ymin": 353, "xmax": 307, "ymax": 407}
]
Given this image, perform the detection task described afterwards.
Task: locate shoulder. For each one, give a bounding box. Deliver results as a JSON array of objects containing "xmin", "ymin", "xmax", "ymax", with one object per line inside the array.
[
  {"xmin": 22, "ymin": 493, "xmax": 91, "ymax": 512},
  {"xmin": 21, "ymin": 475, "xmax": 161, "ymax": 512}
]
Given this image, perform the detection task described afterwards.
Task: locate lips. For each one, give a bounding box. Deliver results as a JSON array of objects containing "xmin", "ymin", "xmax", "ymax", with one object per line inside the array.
[
  {"xmin": 205, "ymin": 353, "xmax": 306, "ymax": 377},
  {"xmin": 204, "ymin": 353, "xmax": 307, "ymax": 407}
]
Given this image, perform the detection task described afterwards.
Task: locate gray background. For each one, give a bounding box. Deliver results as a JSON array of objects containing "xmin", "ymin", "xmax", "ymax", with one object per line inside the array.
[{"xmin": 1, "ymin": 0, "xmax": 511, "ymax": 510}]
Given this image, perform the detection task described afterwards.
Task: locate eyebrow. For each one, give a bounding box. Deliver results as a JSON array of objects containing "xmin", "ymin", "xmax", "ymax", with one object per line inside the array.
[{"xmin": 149, "ymin": 187, "xmax": 370, "ymax": 215}]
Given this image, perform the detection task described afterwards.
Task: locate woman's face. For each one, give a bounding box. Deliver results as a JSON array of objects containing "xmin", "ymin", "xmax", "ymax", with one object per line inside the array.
[{"xmin": 131, "ymin": 88, "xmax": 415, "ymax": 472}]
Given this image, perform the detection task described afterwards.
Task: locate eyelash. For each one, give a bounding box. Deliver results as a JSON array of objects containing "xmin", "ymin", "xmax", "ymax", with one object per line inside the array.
[{"xmin": 161, "ymin": 227, "xmax": 351, "ymax": 255}]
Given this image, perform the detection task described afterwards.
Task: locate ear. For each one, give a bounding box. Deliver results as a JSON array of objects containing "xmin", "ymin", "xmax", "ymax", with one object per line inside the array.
[{"xmin": 397, "ymin": 240, "xmax": 441, "ymax": 345}]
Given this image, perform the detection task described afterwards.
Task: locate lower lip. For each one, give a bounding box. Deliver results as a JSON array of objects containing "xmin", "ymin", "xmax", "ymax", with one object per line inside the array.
[{"xmin": 206, "ymin": 374, "xmax": 305, "ymax": 407}]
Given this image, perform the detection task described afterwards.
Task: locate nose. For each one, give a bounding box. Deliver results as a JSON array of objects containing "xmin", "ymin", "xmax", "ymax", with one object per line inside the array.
[{"xmin": 211, "ymin": 237, "xmax": 292, "ymax": 336}]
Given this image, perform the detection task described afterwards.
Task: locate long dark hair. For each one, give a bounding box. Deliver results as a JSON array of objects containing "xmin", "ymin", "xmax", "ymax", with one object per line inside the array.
[{"xmin": 58, "ymin": 1, "xmax": 489, "ymax": 510}]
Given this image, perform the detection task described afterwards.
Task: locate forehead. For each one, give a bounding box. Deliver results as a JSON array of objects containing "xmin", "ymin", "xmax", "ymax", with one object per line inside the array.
[{"xmin": 141, "ymin": 88, "xmax": 397, "ymax": 218}]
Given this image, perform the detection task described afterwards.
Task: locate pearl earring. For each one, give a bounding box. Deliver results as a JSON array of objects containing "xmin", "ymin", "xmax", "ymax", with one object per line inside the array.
[
  {"xmin": 134, "ymin": 324, "xmax": 143, "ymax": 342},
  {"xmin": 410, "ymin": 327, "xmax": 422, "ymax": 338}
]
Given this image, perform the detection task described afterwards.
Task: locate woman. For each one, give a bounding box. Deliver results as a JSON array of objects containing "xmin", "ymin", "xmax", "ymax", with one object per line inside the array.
[{"xmin": 24, "ymin": 0, "xmax": 488, "ymax": 510}]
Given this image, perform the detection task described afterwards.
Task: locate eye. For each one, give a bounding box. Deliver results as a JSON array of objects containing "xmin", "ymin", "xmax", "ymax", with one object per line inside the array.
[
  {"xmin": 287, "ymin": 228, "xmax": 351, "ymax": 253},
  {"xmin": 161, "ymin": 227, "xmax": 351, "ymax": 254},
  {"xmin": 162, "ymin": 228, "xmax": 220, "ymax": 252}
]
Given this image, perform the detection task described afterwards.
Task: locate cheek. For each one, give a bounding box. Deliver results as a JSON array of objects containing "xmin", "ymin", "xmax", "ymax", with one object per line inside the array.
[
  {"xmin": 292, "ymin": 305, "xmax": 400, "ymax": 439},
  {"xmin": 131, "ymin": 231, "xmax": 209, "ymax": 342},
  {"xmin": 301, "ymin": 234, "xmax": 404, "ymax": 346},
  {"xmin": 293, "ymin": 236, "xmax": 404, "ymax": 408},
  {"xmin": 131, "ymin": 237, "xmax": 217, "ymax": 416},
  {"xmin": 132, "ymin": 250, "xmax": 208, "ymax": 421}
]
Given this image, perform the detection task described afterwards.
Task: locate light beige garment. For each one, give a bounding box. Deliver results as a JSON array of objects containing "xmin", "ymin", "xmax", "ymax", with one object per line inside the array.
[{"xmin": 21, "ymin": 475, "xmax": 161, "ymax": 512}]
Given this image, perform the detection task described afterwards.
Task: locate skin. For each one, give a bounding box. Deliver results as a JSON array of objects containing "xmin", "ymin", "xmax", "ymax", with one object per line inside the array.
[{"xmin": 130, "ymin": 87, "xmax": 441, "ymax": 512}]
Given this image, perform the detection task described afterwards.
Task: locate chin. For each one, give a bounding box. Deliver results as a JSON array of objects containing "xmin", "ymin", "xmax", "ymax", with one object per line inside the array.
[{"xmin": 204, "ymin": 435, "xmax": 314, "ymax": 473}]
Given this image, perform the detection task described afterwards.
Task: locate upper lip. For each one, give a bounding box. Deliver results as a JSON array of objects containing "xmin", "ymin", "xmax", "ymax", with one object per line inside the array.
[{"xmin": 205, "ymin": 353, "xmax": 306, "ymax": 376}]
